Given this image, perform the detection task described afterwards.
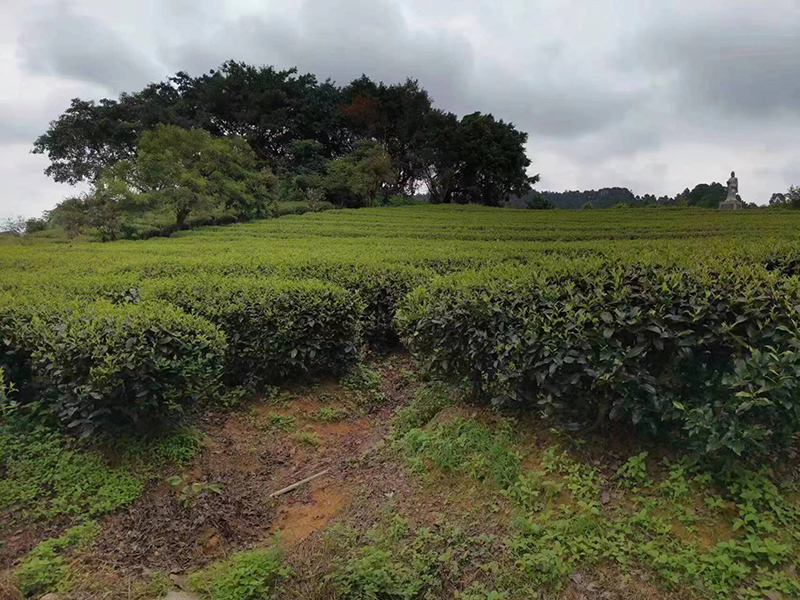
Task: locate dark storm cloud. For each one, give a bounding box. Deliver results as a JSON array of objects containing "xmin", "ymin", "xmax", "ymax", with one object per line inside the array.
[{"xmin": 17, "ymin": 3, "xmax": 162, "ymax": 92}]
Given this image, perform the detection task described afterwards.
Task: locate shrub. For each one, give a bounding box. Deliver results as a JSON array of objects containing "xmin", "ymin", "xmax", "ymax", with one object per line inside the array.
[
  {"xmin": 0, "ymin": 294, "xmax": 43, "ymax": 395},
  {"xmin": 397, "ymin": 264, "xmax": 800, "ymax": 460},
  {"xmin": 188, "ymin": 547, "xmax": 290, "ymax": 600},
  {"xmin": 27, "ymin": 300, "xmax": 226, "ymax": 435},
  {"xmin": 144, "ymin": 276, "xmax": 363, "ymax": 385},
  {"xmin": 302, "ymin": 264, "xmax": 426, "ymax": 346}
]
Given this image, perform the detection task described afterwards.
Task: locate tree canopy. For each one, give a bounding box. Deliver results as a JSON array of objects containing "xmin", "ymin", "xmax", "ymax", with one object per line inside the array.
[{"xmin": 34, "ymin": 61, "xmax": 536, "ymax": 207}]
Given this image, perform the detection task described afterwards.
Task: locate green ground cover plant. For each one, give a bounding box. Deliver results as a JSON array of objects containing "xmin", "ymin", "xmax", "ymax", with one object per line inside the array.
[
  {"xmin": 13, "ymin": 521, "xmax": 100, "ymax": 597},
  {"xmin": 0, "ymin": 426, "xmax": 202, "ymax": 523},
  {"xmin": 397, "ymin": 412, "xmax": 800, "ymax": 599},
  {"xmin": 188, "ymin": 546, "xmax": 290, "ymax": 600}
]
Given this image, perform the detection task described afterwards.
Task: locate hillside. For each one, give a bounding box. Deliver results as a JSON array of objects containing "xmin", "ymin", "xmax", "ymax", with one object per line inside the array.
[{"xmin": 2, "ymin": 205, "xmax": 800, "ymax": 600}]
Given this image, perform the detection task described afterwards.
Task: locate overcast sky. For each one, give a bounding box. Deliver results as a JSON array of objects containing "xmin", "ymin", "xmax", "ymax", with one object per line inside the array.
[{"xmin": 2, "ymin": 0, "xmax": 799, "ymax": 219}]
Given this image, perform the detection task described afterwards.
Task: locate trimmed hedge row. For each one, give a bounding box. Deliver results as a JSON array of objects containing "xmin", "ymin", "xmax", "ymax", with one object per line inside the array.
[
  {"xmin": 8, "ymin": 262, "xmax": 423, "ymax": 349},
  {"xmin": 283, "ymin": 264, "xmax": 427, "ymax": 346},
  {"xmin": 1, "ymin": 276, "xmax": 365, "ymax": 434},
  {"xmin": 141, "ymin": 276, "xmax": 363, "ymax": 384},
  {"xmin": 1, "ymin": 298, "xmax": 226, "ymax": 435},
  {"xmin": 397, "ymin": 264, "xmax": 800, "ymax": 460}
]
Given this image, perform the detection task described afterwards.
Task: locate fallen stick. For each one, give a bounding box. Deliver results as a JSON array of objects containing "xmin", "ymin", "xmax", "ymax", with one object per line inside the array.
[{"xmin": 269, "ymin": 468, "xmax": 331, "ymax": 498}]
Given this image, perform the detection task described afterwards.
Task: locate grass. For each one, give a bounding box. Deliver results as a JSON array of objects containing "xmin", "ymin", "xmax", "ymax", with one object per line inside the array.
[
  {"xmin": 394, "ymin": 411, "xmax": 800, "ymax": 599},
  {"xmin": 342, "ymin": 365, "xmax": 387, "ymax": 412},
  {"xmin": 327, "ymin": 515, "xmax": 508, "ymax": 600},
  {"xmin": 391, "ymin": 382, "xmax": 456, "ymax": 438}
]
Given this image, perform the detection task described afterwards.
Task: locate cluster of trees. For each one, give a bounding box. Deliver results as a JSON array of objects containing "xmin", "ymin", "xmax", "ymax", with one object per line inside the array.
[
  {"xmin": 0, "ymin": 216, "xmax": 47, "ymax": 237},
  {"xmin": 769, "ymin": 186, "xmax": 800, "ymax": 209},
  {"xmin": 30, "ymin": 61, "xmax": 536, "ymax": 237},
  {"xmin": 516, "ymin": 187, "xmax": 664, "ymax": 210}
]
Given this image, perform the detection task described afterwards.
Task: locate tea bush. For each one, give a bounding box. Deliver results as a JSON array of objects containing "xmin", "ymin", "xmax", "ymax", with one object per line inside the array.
[
  {"xmin": 398, "ymin": 263, "xmax": 800, "ymax": 460},
  {"xmin": 143, "ymin": 276, "xmax": 363, "ymax": 385},
  {"xmin": 4, "ymin": 206, "xmax": 800, "ymax": 457},
  {"xmin": 22, "ymin": 300, "xmax": 226, "ymax": 435}
]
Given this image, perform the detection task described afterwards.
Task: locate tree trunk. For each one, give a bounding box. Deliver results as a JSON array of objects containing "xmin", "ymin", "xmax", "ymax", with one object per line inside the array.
[{"xmin": 176, "ymin": 208, "xmax": 190, "ymax": 228}]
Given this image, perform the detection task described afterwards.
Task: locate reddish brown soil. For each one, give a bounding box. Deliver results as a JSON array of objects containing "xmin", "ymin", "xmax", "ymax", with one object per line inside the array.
[{"xmin": 91, "ymin": 356, "xmax": 417, "ymax": 579}]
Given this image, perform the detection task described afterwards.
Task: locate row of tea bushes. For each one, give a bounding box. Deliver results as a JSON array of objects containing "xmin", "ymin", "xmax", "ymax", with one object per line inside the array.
[
  {"xmin": 1, "ymin": 298, "xmax": 226, "ymax": 436},
  {"xmin": 141, "ymin": 276, "xmax": 363, "ymax": 385},
  {"xmin": 0, "ymin": 278, "xmax": 364, "ymax": 435},
  {"xmin": 3, "ymin": 261, "xmax": 432, "ymax": 349},
  {"xmin": 396, "ymin": 262, "xmax": 800, "ymax": 460}
]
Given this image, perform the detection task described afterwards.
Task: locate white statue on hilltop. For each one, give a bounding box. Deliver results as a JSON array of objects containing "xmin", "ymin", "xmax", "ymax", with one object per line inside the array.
[{"xmin": 726, "ymin": 171, "xmax": 739, "ymax": 201}]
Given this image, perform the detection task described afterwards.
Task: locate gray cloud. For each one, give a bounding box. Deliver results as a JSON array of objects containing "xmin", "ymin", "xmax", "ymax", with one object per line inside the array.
[
  {"xmin": 163, "ymin": 0, "xmax": 476, "ymax": 112},
  {"xmin": 17, "ymin": 2, "xmax": 163, "ymax": 92},
  {"xmin": 631, "ymin": 3, "xmax": 800, "ymax": 119},
  {"xmin": 2, "ymin": 0, "xmax": 800, "ymax": 219}
]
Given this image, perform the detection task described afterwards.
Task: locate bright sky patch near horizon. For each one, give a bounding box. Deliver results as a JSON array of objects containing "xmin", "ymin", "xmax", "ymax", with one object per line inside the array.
[{"xmin": 1, "ymin": 0, "xmax": 799, "ymax": 219}]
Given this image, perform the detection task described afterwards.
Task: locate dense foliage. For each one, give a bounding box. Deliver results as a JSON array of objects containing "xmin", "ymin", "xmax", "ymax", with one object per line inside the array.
[
  {"xmin": 33, "ymin": 61, "xmax": 535, "ymax": 208},
  {"xmin": 3, "ymin": 205, "xmax": 800, "ymax": 460},
  {"xmin": 397, "ymin": 263, "xmax": 800, "ymax": 459},
  {"xmin": 144, "ymin": 276, "xmax": 363, "ymax": 385},
  {"xmin": 2, "ymin": 298, "xmax": 227, "ymax": 435}
]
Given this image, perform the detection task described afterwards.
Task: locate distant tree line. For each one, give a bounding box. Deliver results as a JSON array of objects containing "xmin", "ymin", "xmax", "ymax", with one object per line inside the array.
[
  {"xmin": 30, "ymin": 61, "xmax": 538, "ymax": 238},
  {"xmin": 514, "ymin": 181, "xmax": 800, "ymax": 210}
]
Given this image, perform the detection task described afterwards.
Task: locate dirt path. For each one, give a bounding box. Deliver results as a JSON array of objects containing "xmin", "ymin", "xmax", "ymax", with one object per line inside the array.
[{"xmin": 91, "ymin": 356, "xmax": 418, "ymax": 582}]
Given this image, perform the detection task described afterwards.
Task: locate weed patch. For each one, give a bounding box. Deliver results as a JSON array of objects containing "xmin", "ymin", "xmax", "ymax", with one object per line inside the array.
[
  {"xmin": 400, "ymin": 417, "xmax": 521, "ymax": 489},
  {"xmin": 13, "ymin": 521, "xmax": 99, "ymax": 598},
  {"xmin": 308, "ymin": 406, "xmax": 349, "ymax": 423},
  {"xmin": 328, "ymin": 516, "xmax": 505, "ymax": 599},
  {"xmin": 391, "ymin": 381, "xmax": 456, "ymax": 438},
  {"xmin": 188, "ymin": 546, "xmax": 290, "ymax": 600},
  {"xmin": 0, "ymin": 426, "xmax": 203, "ymax": 523},
  {"xmin": 342, "ymin": 365, "xmax": 387, "ymax": 411}
]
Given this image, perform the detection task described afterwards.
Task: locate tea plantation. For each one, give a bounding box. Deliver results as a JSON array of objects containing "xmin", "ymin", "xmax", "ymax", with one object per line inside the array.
[
  {"xmin": 4, "ymin": 205, "xmax": 800, "ymax": 458},
  {"xmin": 2, "ymin": 205, "xmax": 800, "ymax": 600}
]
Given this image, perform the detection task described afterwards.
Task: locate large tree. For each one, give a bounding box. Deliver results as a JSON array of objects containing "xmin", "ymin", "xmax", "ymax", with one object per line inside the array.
[
  {"xmin": 686, "ymin": 182, "xmax": 727, "ymax": 208},
  {"xmin": 34, "ymin": 61, "xmax": 538, "ymax": 207},
  {"xmin": 33, "ymin": 62, "xmax": 346, "ymax": 184},
  {"xmin": 189, "ymin": 61, "xmax": 347, "ymax": 162},
  {"xmin": 340, "ymin": 76, "xmax": 433, "ymax": 194},
  {"xmin": 414, "ymin": 111, "xmax": 536, "ymax": 206},
  {"xmin": 115, "ymin": 125, "xmax": 275, "ymax": 226},
  {"xmin": 321, "ymin": 140, "xmax": 396, "ymax": 207}
]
